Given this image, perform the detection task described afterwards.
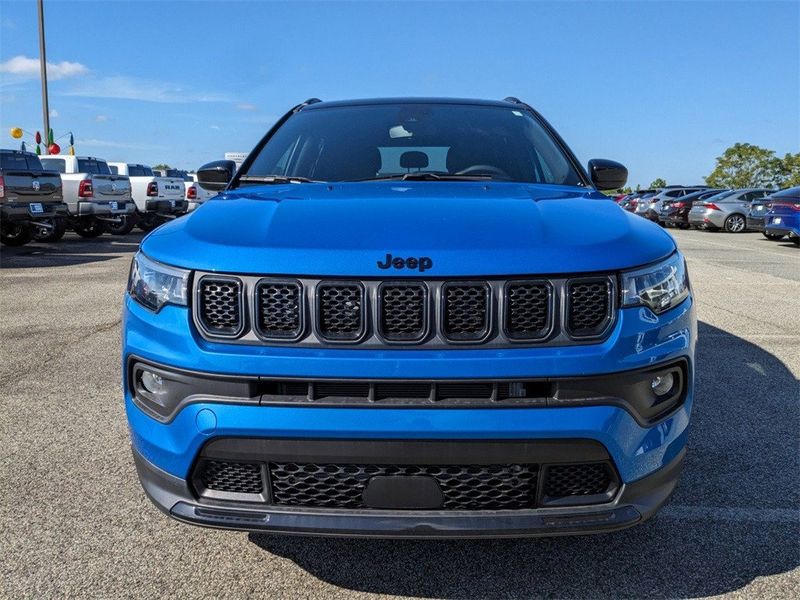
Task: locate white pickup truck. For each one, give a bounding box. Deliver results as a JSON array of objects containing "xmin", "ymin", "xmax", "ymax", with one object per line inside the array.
[
  {"xmin": 108, "ymin": 163, "xmax": 186, "ymax": 234},
  {"xmin": 39, "ymin": 155, "xmax": 134, "ymax": 238},
  {"xmin": 184, "ymin": 173, "xmax": 215, "ymax": 212}
]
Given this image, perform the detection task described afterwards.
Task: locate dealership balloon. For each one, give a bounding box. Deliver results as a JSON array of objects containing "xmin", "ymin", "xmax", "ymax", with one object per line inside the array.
[
  {"xmin": 10, "ymin": 127, "xmax": 23, "ymax": 139},
  {"xmin": 48, "ymin": 143, "xmax": 61, "ymax": 155},
  {"xmin": 35, "ymin": 131, "xmax": 42, "ymax": 144}
]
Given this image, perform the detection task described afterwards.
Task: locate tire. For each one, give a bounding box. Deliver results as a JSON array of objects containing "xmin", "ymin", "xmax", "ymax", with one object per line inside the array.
[
  {"xmin": 679, "ymin": 223, "xmax": 691, "ymax": 230},
  {"xmin": 106, "ymin": 214, "xmax": 137, "ymax": 235},
  {"xmin": 724, "ymin": 214, "xmax": 746, "ymax": 233},
  {"xmin": 137, "ymin": 213, "xmax": 162, "ymax": 232},
  {"xmin": 72, "ymin": 217, "xmax": 105, "ymax": 238},
  {"xmin": 1, "ymin": 221, "xmax": 32, "ymax": 246},
  {"xmin": 31, "ymin": 218, "xmax": 67, "ymax": 242},
  {"xmin": 793, "ymin": 237, "xmax": 800, "ymax": 247},
  {"xmin": 762, "ymin": 231, "xmax": 784, "ymax": 241}
]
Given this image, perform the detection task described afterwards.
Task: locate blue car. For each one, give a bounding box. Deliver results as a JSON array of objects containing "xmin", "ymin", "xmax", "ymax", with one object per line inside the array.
[
  {"xmin": 764, "ymin": 186, "xmax": 800, "ymax": 246},
  {"xmin": 124, "ymin": 97, "xmax": 696, "ymax": 538}
]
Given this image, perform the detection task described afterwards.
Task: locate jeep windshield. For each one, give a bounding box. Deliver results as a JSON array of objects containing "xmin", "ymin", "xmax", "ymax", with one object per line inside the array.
[{"xmin": 238, "ymin": 103, "xmax": 585, "ymax": 186}]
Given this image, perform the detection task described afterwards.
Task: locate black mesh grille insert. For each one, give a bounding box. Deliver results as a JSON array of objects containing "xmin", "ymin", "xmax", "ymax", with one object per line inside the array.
[
  {"xmin": 269, "ymin": 462, "xmax": 538, "ymax": 510},
  {"xmin": 505, "ymin": 281, "xmax": 551, "ymax": 339},
  {"xmin": 379, "ymin": 283, "xmax": 427, "ymax": 341},
  {"xmin": 255, "ymin": 281, "xmax": 302, "ymax": 339},
  {"xmin": 567, "ymin": 279, "xmax": 611, "ymax": 337},
  {"xmin": 442, "ymin": 283, "xmax": 490, "ymax": 340},
  {"xmin": 197, "ymin": 460, "xmax": 263, "ymax": 494},
  {"xmin": 198, "ymin": 278, "xmax": 242, "ymax": 335},
  {"xmin": 317, "ymin": 283, "xmax": 364, "ymax": 340},
  {"xmin": 543, "ymin": 463, "xmax": 612, "ymax": 498}
]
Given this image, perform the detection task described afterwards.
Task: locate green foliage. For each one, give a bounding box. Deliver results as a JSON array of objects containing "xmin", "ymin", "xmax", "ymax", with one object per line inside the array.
[
  {"xmin": 152, "ymin": 163, "xmax": 171, "ymax": 171},
  {"xmin": 704, "ymin": 143, "xmax": 785, "ymax": 188},
  {"xmin": 650, "ymin": 178, "xmax": 667, "ymax": 189},
  {"xmin": 779, "ymin": 152, "xmax": 800, "ymax": 187}
]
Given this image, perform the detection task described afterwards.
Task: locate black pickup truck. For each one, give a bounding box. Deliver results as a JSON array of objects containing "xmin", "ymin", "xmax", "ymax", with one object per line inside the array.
[{"xmin": 1, "ymin": 149, "xmax": 68, "ymax": 246}]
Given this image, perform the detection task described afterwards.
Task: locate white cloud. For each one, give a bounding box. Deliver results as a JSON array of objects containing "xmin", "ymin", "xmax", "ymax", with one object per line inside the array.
[
  {"xmin": 210, "ymin": 125, "xmax": 221, "ymax": 130},
  {"xmin": 94, "ymin": 115, "xmax": 109, "ymax": 122},
  {"xmin": 0, "ymin": 55, "xmax": 88, "ymax": 80},
  {"xmin": 236, "ymin": 102, "xmax": 257, "ymax": 111},
  {"xmin": 50, "ymin": 109, "xmax": 58, "ymax": 118},
  {"xmin": 64, "ymin": 75, "xmax": 232, "ymax": 104}
]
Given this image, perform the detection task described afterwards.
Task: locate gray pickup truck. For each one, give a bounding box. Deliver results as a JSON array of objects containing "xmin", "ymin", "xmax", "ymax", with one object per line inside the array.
[{"xmin": 0, "ymin": 149, "xmax": 68, "ymax": 246}]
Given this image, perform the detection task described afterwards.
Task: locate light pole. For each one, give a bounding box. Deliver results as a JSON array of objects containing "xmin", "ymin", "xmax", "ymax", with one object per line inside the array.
[{"xmin": 38, "ymin": 0, "xmax": 50, "ymax": 147}]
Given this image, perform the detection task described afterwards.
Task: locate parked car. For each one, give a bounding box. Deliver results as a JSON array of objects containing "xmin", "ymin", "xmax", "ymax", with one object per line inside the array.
[
  {"xmin": 108, "ymin": 163, "xmax": 186, "ymax": 234},
  {"xmin": 0, "ymin": 149, "xmax": 67, "ymax": 246},
  {"xmin": 747, "ymin": 191, "xmax": 790, "ymax": 240},
  {"xmin": 124, "ymin": 96, "xmax": 695, "ymax": 538},
  {"xmin": 625, "ymin": 189, "xmax": 657, "ymax": 213},
  {"xmin": 39, "ymin": 155, "xmax": 134, "ymax": 238},
  {"xmin": 184, "ymin": 173, "xmax": 215, "ymax": 212},
  {"xmin": 641, "ymin": 186, "xmax": 708, "ymax": 223},
  {"xmin": 660, "ymin": 188, "xmax": 726, "ymax": 229},
  {"xmin": 688, "ymin": 188, "xmax": 774, "ymax": 232},
  {"xmin": 764, "ymin": 186, "xmax": 800, "ymax": 245}
]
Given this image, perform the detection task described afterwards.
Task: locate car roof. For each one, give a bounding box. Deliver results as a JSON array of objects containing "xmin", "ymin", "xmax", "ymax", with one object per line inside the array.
[{"xmin": 302, "ymin": 97, "xmax": 523, "ymax": 110}]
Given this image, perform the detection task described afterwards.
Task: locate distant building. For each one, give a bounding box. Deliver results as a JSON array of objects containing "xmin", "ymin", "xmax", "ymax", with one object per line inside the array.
[{"xmin": 224, "ymin": 152, "xmax": 248, "ymax": 170}]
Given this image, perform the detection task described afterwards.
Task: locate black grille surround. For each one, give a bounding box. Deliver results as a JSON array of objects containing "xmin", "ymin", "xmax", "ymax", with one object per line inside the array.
[
  {"xmin": 196, "ymin": 276, "xmax": 245, "ymax": 338},
  {"xmin": 192, "ymin": 273, "xmax": 617, "ymax": 348}
]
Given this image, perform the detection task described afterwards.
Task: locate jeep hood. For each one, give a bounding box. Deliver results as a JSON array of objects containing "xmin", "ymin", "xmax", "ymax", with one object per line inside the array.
[{"xmin": 142, "ymin": 182, "xmax": 675, "ymax": 276}]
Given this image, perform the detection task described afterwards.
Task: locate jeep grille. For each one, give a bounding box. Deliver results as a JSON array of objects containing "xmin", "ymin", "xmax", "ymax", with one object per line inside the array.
[{"xmin": 192, "ymin": 274, "xmax": 616, "ymax": 347}]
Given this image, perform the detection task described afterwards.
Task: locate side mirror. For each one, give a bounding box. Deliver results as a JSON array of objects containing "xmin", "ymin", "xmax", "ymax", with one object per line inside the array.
[
  {"xmin": 588, "ymin": 159, "xmax": 628, "ymax": 191},
  {"xmin": 197, "ymin": 160, "xmax": 237, "ymax": 191}
]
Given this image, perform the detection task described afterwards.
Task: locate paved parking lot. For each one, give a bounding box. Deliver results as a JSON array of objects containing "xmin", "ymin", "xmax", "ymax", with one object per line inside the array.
[{"xmin": 1, "ymin": 229, "xmax": 798, "ymax": 599}]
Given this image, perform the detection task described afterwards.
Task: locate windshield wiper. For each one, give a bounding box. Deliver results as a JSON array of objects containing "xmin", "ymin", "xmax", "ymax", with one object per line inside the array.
[
  {"xmin": 356, "ymin": 172, "xmax": 494, "ymax": 182},
  {"xmin": 237, "ymin": 175, "xmax": 321, "ymax": 185}
]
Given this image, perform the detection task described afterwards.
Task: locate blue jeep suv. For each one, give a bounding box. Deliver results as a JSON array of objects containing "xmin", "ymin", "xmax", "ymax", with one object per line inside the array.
[{"xmin": 124, "ymin": 97, "xmax": 695, "ymax": 537}]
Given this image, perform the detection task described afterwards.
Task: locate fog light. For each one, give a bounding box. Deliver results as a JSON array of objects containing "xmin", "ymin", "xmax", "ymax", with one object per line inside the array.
[
  {"xmin": 650, "ymin": 372, "xmax": 675, "ymax": 396},
  {"xmin": 140, "ymin": 370, "xmax": 165, "ymax": 394}
]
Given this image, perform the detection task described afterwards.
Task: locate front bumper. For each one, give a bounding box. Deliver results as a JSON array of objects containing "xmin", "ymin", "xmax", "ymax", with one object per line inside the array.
[
  {"xmin": 1, "ymin": 201, "xmax": 68, "ymax": 222},
  {"xmin": 77, "ymin": 200, "xmax": 136, "ymax": 217}
]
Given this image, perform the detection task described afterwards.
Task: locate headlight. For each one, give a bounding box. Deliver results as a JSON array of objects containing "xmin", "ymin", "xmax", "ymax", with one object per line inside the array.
[
  {"xmin": 128, "ymin": 252, "xmax": 190, "ymax": 312},
  {"xmin": 621, "ymin": 253, "xmax": 690, "ymax": 314}
]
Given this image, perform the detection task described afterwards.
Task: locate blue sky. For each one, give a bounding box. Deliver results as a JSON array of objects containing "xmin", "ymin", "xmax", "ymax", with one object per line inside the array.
[{"xmin": 1, "ymin": 0, "xmax": 798, "ymax": 187}]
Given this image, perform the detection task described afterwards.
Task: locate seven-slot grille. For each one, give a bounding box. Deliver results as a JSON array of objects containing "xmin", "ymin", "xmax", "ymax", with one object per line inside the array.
[{"xmin": 194, "ymin": 275, "xmax": 615, "ymax": 346}]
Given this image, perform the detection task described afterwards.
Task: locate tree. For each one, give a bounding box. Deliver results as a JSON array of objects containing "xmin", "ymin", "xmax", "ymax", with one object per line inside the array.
[
  {"xmin": 153, "ymin": 163, "xmax": 171, "ymax": 171},
  {"xmin": 704, "ymin": 143, "xmax": 784, "ymax": 188},
  {"xmin": 779, "ymin": 152, "xmax": 800, "ymax": 187},
  {"xmin": 650, "ymin": 178, "xmax": 667, "ymax": 189}
]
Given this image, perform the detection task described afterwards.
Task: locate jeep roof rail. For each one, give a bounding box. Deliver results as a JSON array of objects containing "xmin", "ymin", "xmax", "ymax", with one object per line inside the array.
[
  {"xmin": 301, "ymin": 98, "xmax": 322, "ymax": 106},
  {"xmin": 503, "ymin": 96, "xmax": 524, "ymax": 105}
]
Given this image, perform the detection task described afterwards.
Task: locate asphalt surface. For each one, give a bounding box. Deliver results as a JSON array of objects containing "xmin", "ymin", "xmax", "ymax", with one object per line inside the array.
[{"xmin": 1, "ymin": 228, "xmax": 798, "ymax": 599}]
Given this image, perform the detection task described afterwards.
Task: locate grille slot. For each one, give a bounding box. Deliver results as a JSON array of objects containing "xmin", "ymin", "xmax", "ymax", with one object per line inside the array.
[
  {"xmin": 442, "ymin": 282, "xmax": 490, "ymax": 341},
  {"xmin": 543, "ymin": 463, "xmax": 613, "ymax": 499},
  {"xmin": 379, "ymin": 283, "xmax": 428, "ymax": 342},
  {"xmin": 566, "ymin": 278, "xmax": 612, "ymax": 338},
  {"xmin": 317, "ymin": 283, "xmax": 365, "ymax": 341},
  {"xmin": 255, "ymin": 281, "xmax": 302, "ymax": 339},
  {"xmin": 197, "ymin": 460, "xmax": 263, "ymax": 495},
  {"xmin": 268, "ymin": 462, "xmax": 538, "ymax": 510},
  {"xmin": 505, "ymin": 281, "xmax": 552, "ymax": 340},
  {"xmin": 197, "ymin": 277, "xmax": 243, "ymax": 336}
]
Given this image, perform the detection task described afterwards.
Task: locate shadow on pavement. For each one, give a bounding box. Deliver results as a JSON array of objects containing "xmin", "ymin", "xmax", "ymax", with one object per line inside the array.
[
  {"xmin": 250, "ymin": 321, "xmax": 799, "ymax": 598},
  {"xmin": 0, "ymin": 233, "xmax": 143, "ymax": 269}
]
